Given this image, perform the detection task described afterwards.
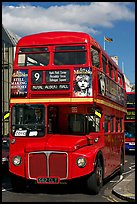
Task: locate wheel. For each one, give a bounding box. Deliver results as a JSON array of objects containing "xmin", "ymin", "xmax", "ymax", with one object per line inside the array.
[
  {"xmin": 86, "ymin": 159, "xmax": 103, "ymax": 194},
  {"xmin": 10, "ymin": 173, "xmax": 26, "ymax": 192},
  {"xmin": 119, "ymin": 150, "xmax": 124, "ymax": 175}
]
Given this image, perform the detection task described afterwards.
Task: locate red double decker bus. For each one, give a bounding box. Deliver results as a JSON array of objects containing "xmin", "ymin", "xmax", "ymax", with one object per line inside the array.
[
  {"xmin": 124, "ymin": 92, "xmax": 135, "ymax": 152},
  {"xmin": 9, "ymin": 31, "xmax": 127, "ymax": 194}
]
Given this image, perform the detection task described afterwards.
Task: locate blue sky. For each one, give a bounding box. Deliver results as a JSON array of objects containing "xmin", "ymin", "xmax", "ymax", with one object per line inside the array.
[{"xmin": 2, "ymin": 2, "xmax": 135, "ymax": 84}]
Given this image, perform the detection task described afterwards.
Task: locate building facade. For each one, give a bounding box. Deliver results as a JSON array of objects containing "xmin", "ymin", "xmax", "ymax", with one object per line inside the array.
[{"xmin": 2, "ymin": 24, "xmax": 20, "ymax": 137}]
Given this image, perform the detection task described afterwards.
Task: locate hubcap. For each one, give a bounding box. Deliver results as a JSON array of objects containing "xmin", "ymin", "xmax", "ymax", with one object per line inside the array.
[{"xmin": 96, "ymin": 165, "xmax": 102, "ymax": 185}]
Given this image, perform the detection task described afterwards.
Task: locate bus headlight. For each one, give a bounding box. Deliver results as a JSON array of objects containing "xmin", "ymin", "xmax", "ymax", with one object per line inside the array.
[
  {"xmin": 12, "ymin": 156, "xmax": 22, "ymax": 166},
  {"xmin": 76, "ymin": 157, "xmax": 86, "ymax": 168}
]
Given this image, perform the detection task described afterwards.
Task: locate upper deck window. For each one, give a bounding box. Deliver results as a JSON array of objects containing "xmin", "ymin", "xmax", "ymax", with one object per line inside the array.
[
  {"xmin": 118, "ymin": 72, "xmax": 122, "ymax": 85},
  {"xmin": 102, "ymin": 55, "xmax": 107, "ymax": 73},
  {"xmin": 113, "ymin": 67, "xmax": 117, "ymax": 81},
  {"xmin": 108, "ymin": 62, "xmax": 113, "ymax": 78},
  {"xmin": 118, "ymin": 72, "xmax": 124, "ymax": 88},
  {"xmin": 55, "ymin": 46, "xmax": 85, "ymax": 51},
  {"xmin": 121, "ymin": 75, "xmax": 125, "ymax": 88},
  {"xmin": 91, "ymin": 47, "xmax": 100, "ymax": 68},
  {"xmin": 54, "ymin": 46, "xmax": 86, "ymax": 65},
  {"xmin": 18, "ymin": 47, "xmax": 49, "ymax": 66}
]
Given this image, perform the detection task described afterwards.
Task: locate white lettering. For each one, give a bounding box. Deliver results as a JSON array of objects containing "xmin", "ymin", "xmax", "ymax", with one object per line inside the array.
[{"xmin": 15, "ymin": 130, "xmax": 27, "ymax": 136}]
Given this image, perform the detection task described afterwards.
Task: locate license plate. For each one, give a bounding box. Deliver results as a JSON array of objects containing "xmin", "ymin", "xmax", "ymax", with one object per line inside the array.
[
  {"xmin": 129, "ymin": 142, "xmax": 135, "ymax": 145},
  {"xmin": 37, "ymin": 177, "xmax": 60, "ymax": 184}
]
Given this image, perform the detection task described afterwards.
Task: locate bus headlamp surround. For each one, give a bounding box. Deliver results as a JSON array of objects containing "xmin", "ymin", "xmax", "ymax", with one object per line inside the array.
[
  {"xmin": 12, "ymin": 156, "xmax": 22, "ymax": 166},
  {"xmin": 76, "ymin": 157, "xmax": 86, "ymax": 168}
]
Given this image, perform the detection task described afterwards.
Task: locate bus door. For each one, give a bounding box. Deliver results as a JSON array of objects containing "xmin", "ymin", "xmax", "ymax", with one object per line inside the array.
[{"xmin": 85, "ymin": 110, "xmax": 102, "ymax": 144}]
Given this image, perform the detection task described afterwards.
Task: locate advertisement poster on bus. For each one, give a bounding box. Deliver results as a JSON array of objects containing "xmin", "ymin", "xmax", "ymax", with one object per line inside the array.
[
  {"xmin": 73, "ymin": 67, "xmax": 92, "ymax": 97},
  {"xmin": 11, "ymin": 70, "xmax": 28, "ymax": 97},
  {"xmin": 98, "ymin": 72, "xmax": 125, "ymax": 105}
]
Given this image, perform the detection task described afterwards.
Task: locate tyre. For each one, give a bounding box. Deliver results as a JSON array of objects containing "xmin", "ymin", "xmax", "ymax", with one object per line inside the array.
[
  {"xmin": 10, "ymin": 173, "xmax": 26, "ymax": 192},
  {"xmin": 86, "ymin": 159, "xmax": 103, "ymax": 194}
]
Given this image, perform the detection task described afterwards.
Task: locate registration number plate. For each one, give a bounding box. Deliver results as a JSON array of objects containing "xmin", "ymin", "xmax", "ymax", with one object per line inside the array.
[
  {"xmin": 37, "ymin": 177, "xmax": 60, "ymax": 184},
  {"xmin": 129, "ymin": 142, "xmax": 135, "ymax": 145}
]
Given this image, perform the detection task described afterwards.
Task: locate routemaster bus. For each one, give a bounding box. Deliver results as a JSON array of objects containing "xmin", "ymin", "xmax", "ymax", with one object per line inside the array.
[
  {"xmin": 9, "ymin": 31, "xmax": 127, "ymax": 194},
  {"xmin": 124, "ymin": 92, "xmax": 135, "ymax": 152}
]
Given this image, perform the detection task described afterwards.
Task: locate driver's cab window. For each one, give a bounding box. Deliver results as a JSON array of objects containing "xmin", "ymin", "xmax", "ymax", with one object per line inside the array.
[{"xmin": 12, "ymin": 104, "xmax": 45, "ymax": 137}]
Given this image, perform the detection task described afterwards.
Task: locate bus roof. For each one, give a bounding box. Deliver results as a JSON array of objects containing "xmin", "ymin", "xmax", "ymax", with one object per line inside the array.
[
  {"xmin": 17, "ymin": 31, "xmax": 92, "ymax": 46},
  {"xmin": 17, "ymin": 31, "xmax": 123, "ymax": 76}
]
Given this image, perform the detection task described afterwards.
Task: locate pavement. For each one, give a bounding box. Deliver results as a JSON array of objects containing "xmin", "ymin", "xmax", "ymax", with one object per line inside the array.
[{"xmin": 112, "ymin": 171, "xmax": 135, "ymax": 202}]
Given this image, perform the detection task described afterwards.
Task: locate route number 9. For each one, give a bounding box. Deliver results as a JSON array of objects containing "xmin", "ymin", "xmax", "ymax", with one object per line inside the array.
[
  {"xmin": 34, "ymin": 72, "xmax": 40, "ymax": 81},
  {"xmin": 31, "ymin": 70, "xmax": 42, "ymax": 84}
]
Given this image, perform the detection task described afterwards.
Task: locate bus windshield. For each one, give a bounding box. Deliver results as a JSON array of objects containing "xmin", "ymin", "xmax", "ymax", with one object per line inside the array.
[{"xmin": 12, "ymin": 104, "xmax": 45, "ymax": 137}]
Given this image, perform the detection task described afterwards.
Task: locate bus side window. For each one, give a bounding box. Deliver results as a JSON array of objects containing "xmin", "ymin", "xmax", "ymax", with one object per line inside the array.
[
  {"xmin": 118, "ymin": 72, "xmax": 121, "ymax": 84},
  {"xmin": 91, "ymin": 47, "xmax": 100, "ymax": 68},
  {"xmin": 86, "ymin": 114, "xmax": 100, "ymax": 133},
  {"xmin": 110, "ymin": 116, "xmax": 114, "ymax": 132},
  {"xmin": 113, "ymin": 67, "xmax": 117, "ymax": 81},
  {"xmin": 104, "ymin": 115, "xmax": 109, "ymax": 132},
  {"xmin": 89, "ymin": 121, "xmax": 95, "ymax": 132},
  {"xmin": 116, "ymin": 118, "xmax": 120, "ymax": 132},
  {"xmin": 121, "ymin": 75, "xmax": 125, "ymax": 88},
  {"xmin": 102, "ymin": 55, "xmax": 107, "ymax": 73},
  {"xmin": 108, "ymin": 62, "xmax": 113, "ymax": 78},
  {"xmin": 120, "ymin": 118, "xmax": 123, "ymax": 132}
]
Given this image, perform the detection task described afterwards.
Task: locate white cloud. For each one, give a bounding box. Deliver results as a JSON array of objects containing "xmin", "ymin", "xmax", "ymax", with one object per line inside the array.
[{"xmin": 2, "ymin": 2, "xmax": 135, "ymax": 37}]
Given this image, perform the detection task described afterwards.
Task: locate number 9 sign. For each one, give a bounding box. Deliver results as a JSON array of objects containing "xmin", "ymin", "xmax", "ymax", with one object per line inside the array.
[{"xmin": 31, "ymin": 70, "xmax": 42, "ymax": 84}]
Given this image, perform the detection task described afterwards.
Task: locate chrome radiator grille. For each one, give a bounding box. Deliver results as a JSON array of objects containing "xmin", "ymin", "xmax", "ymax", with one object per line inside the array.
[{"xmin": 28, "ymin": 151, "xmax": 68, "ymax": 180}]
